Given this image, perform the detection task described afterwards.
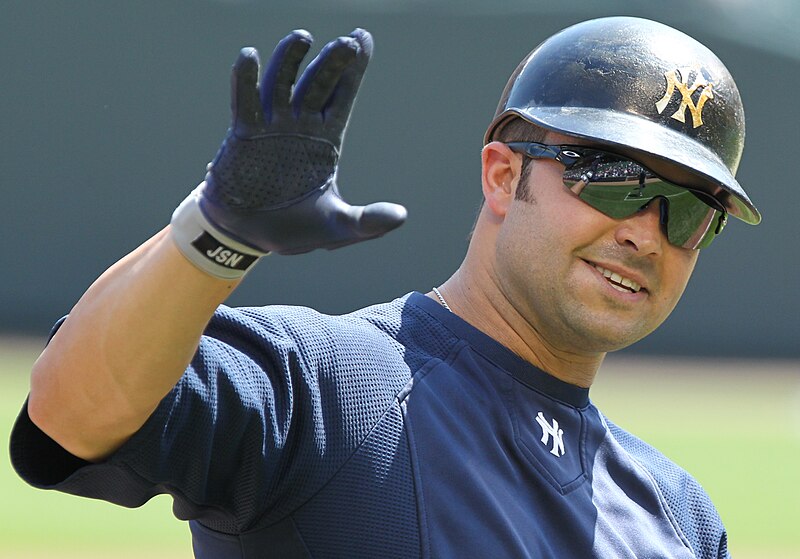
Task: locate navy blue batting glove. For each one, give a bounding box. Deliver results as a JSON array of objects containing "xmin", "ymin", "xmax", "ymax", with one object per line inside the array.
[{"xmin": 171, "ymin": 29, "xmax": 407, "ymax": 278}]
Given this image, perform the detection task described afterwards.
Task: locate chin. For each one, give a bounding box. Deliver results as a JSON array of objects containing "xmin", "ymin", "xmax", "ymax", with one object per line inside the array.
[{"xmin": 567, "ymin": 321, "xmax": 657, "ymax": 353}]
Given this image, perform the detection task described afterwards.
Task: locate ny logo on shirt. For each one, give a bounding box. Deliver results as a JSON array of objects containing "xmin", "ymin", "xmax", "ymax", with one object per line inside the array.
[{"xmin": 535, "ymin": 412, "xmax": 565, "ymax": 457}]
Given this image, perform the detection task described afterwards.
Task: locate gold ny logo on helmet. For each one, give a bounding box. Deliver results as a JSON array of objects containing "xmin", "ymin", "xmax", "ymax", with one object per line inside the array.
[{"xmin": 655, "ymin": 67, "xmax": 714, "ymax": 128}]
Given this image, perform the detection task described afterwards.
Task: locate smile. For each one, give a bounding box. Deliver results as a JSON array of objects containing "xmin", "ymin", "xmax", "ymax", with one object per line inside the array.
[{"xmin": 593, "ymin": 264, "xmax": 642, "ymax": 293}]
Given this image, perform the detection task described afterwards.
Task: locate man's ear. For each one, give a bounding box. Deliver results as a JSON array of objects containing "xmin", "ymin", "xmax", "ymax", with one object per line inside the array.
[{"xmin": 481, "ymin": 141, "xmax": 521, "ymax": 218}]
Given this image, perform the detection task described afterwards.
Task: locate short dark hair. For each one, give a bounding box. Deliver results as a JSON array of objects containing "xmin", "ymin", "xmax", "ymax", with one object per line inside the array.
[{"xmin": 489, "ymin": 117, "xmax": 547, "ymax": 202}]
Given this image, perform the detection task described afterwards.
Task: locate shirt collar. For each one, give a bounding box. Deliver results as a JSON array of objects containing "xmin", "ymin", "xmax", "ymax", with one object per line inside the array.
[{"xmin": 408, "ymin": 291, "xmax": 591, "ymax": 408}]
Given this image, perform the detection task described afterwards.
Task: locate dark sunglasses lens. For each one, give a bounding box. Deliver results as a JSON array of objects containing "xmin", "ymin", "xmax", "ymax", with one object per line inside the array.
[
  {"xmin": 561, "ymin": 155, "xmax": 723, "ymax": 249},
  {"xmin": 661, "ymin": 190, "xmax": 722, "ymax": 249}
]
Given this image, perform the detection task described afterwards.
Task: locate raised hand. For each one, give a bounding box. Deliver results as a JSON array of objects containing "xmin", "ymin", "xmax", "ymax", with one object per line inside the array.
[{"xmin": 171, "ymin": 29, "xmax": 407, "ymax": 278}]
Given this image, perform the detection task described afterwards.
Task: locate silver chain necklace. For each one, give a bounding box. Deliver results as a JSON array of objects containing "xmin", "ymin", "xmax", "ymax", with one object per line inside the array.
[{"xmin": 431, "ymin": 287, "xmax": 452, "ymax": 312}]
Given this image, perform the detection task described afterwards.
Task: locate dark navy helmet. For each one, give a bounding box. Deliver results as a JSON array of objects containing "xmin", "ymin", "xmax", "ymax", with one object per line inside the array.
[{"xmin": 486, "ymin": 16, "xmax": 760, "ymax": 224}]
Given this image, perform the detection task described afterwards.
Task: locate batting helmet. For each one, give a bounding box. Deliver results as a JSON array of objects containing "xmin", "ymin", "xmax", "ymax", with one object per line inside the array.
[{"xmin": 486, "ymin": 16, "xmax": 760, "ymax": 224}]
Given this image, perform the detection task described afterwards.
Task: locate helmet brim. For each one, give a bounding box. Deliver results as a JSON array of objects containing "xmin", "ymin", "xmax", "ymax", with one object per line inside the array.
[{"xmin": 491, "ymin": 107, "xmax": 761, "ymax": 225}]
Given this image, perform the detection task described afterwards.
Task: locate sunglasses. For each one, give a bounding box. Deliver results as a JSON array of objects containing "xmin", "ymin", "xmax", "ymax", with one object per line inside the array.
[{"xmin": 506, "ymin": 142, "xmax": 728, "ymax": 249}]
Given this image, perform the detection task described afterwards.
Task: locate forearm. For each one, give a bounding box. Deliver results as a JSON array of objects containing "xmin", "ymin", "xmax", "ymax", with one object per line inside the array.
[
  {"xmin": 28, "ymin": 226, "xmax": 241, "ymax": 461},
  {"xmin": 25, "ymin": 28, "xmax": 404, "ymax": 464}
]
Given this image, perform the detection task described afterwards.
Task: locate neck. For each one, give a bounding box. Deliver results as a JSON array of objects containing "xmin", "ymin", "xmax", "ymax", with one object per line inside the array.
[{"xmin": 433, "ymin": 261, "xmax": 604, "ymax": 390}]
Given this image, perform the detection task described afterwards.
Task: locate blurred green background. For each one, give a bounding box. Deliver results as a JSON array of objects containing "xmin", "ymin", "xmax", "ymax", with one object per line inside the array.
[
  {"xmin": 2, "ymin": 0, "xmax": 799, "ymax": 557},
  {"xmin": 2, "ymin": 0, "xmax": 799, "ymax": 357}
]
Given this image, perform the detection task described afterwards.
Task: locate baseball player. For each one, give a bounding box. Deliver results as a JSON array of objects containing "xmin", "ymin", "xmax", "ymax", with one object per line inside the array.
[{"xmin": 11, "ymin": 17, "xmax": 759, "ymax": 558}]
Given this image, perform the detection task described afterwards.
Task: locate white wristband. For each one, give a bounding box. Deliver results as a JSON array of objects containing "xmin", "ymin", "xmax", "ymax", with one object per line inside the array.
[{"xmin": 169, "ymin": 185, "xmax": 265, "ymax": 279}]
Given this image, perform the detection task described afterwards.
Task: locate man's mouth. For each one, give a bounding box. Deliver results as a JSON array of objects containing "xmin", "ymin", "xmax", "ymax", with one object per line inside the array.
[{"xmin": 592, "ymin": 264, "xmax": 642, "ymax": 293}]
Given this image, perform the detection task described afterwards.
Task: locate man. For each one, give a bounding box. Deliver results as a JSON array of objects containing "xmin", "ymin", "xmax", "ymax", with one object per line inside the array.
[{"xmin": 11, "ymin": 16, "xmax": 759, "ymax": 558}]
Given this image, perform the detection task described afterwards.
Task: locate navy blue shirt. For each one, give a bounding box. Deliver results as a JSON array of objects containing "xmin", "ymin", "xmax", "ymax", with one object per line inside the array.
[{"xmin": 11, "ymin": 292, "xmax": 729, "ymax": 558}]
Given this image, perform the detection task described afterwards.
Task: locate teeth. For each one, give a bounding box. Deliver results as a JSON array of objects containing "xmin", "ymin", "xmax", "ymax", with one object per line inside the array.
[{"xmin": 593, "ymin": 264, "xmax": 642, "ymax": 293}]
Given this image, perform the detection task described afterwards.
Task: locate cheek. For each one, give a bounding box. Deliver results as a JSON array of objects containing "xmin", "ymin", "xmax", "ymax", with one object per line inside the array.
[
  {"xmin": 495, "ymin": 186, "xmax": 616, "ymax": 289},
  {"xmin": 495, "ymin": 206, "xmax": 540, "ymax": 274},
  {"xmin": 654, "ymin": 249, "xmax": 699, "ymax": 313},
  {"xmin": 516, "ymin": 180, "xmax": 612, "ymax": 243},
  {"xmin": 670, "ymin": 249, "xmax": 698, "ymax": 288},
  {"xmin": 494, "ymin": 204, "xmax": 552, "ymax": 299}
]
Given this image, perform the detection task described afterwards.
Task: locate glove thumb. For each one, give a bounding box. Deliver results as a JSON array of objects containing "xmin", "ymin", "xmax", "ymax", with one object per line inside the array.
[{"xmin": 350, "ymin": 202, "xmax": 407, "ymax": 239}]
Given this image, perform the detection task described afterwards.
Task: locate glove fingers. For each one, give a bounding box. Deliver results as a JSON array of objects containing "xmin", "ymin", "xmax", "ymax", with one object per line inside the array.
[
  {"xmin": 231, "ymin": 48, "xmax": 266, "ymax": 137},
  {"xmin": 292, "ymin": 36, "xmax": 358, "ymax": 116},
  {"xmin": 261, "ymin": 30, "xmax": 313, "ymax": 122},
  {"xmin": 324, "ymin": 29, "xmax": 373, "ymax": 124}
]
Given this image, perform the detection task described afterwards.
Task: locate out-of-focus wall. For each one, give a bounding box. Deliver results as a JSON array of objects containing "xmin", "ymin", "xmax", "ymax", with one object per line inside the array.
[{"xmin": 2, "ymin": 0, "xmax": 797, "ymax": 357}]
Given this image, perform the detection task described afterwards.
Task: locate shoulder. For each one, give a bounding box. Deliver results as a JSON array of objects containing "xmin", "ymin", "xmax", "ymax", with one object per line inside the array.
[
  {"xmin": 187, "ymin": 293, "xmax": 461, "ymax": 419},
  {"xmin": 205, "ymin": 292, "xmax": 460, "ymax": 370},
  {"xmin": 603, "ymin": 416, "xmax": 730, "ymax": 559}
]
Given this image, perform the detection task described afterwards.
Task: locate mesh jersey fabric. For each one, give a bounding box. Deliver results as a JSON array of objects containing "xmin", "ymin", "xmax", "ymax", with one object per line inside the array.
[{"xmin": 10, "ymin": 292, "xmax": 730, "ymax": 558}]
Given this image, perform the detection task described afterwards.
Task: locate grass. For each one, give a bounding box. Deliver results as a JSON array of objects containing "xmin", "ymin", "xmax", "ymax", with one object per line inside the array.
[
  {"xmin": 0, "ymin": 340, "xmax": 191, "ymax": 559},
  {"xmin": 1, "ymin": 341, "xmax": 798, "ymax": 557},
  {"xmin": 592, "ymin": 355, "xmax": 800, "ymax": 558}
]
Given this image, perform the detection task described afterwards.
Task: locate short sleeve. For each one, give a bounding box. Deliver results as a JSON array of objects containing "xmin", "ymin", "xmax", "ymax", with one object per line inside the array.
[
  {"xmin": 10, "ymin": 303, "xmax": 413, "ymax": 534},
  {"xmin": 605, "ymin": 418, "xmax": 731, "ymax": 559}
]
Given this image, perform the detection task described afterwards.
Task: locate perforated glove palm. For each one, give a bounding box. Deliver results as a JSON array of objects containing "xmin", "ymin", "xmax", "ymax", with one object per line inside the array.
[{"xmin": 171, "ymin": 29, "xmax": 406, "ymax": 278}]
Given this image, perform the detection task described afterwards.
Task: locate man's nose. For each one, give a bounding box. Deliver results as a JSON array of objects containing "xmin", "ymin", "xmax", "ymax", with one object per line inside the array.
[{"xmin": 614, "ymin": 199, "xmax": 666, "ymax": 255}]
